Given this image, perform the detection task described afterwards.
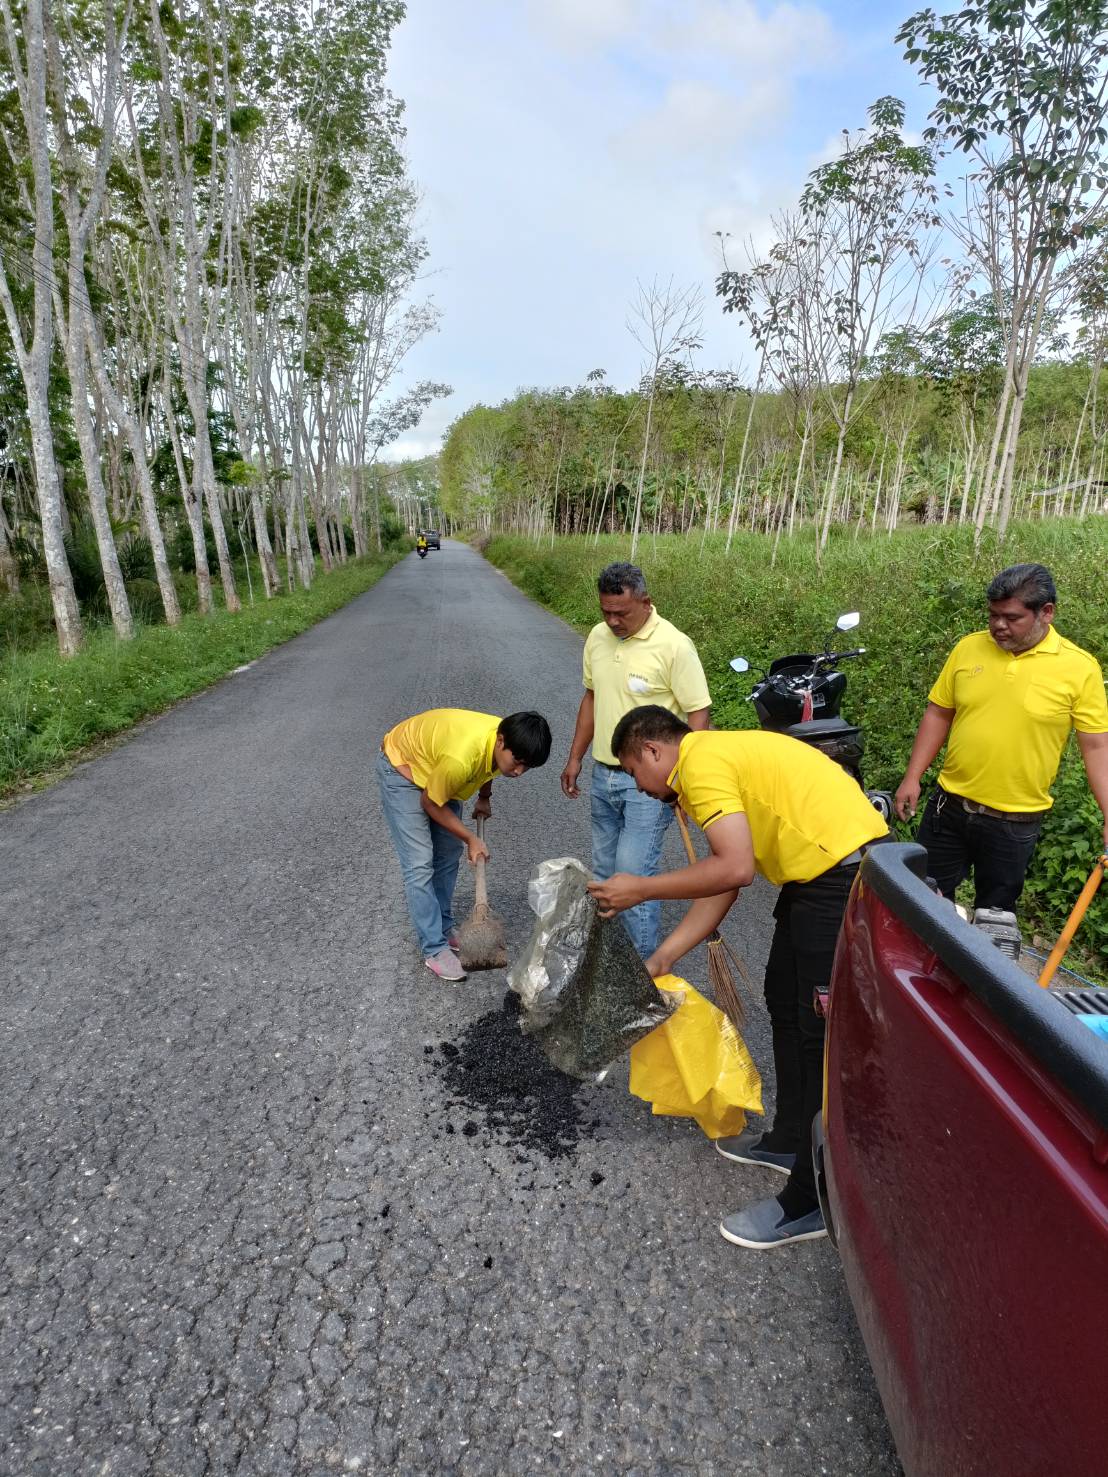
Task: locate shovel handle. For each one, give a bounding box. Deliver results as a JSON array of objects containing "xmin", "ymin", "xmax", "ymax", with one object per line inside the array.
[
  {"xmin": 1037, "ymin": 853, "xmax": 1108, "ymax": 988},
  {"xmin": 474, "ymin": 814, "xmax": 489, "ymax": 906}
]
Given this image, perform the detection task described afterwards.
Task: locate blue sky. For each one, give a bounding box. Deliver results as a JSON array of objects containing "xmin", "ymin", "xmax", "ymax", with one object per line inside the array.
[{"xmin": 384, "ymin": 0, "xmax": 930, "ymax": 459}]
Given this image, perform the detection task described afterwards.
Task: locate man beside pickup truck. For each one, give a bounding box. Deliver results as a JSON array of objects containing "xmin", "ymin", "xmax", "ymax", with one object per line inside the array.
[
  {"xmin": 895, "ymin": 563, "xmax": 1108, "ymax": 913},
  {"xmin": 588, "ymin": 710, "xmax": 888, "ymax": 1251}
]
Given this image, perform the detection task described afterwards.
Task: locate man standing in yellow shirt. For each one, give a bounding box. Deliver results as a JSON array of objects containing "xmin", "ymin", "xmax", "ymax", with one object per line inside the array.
[
  {"xmin": 377, "ymin": 709, "xmax": 552, "ymax": 980},
  {"xmin": 895, "ymin": 563, "xmax": 1108, "ymax": 913},
  {"xmin": 560, "ymin": 562, "xmax": 711, "ymax": 957},
  {"xmin": 588, "ymin": 708, "xmax": 888, "ymax": 1251}
]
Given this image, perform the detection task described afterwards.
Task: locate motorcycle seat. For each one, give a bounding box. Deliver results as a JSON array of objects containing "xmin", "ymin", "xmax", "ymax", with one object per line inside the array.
[{"xmin": 784, "ymin": 717, "xmax": 860, "ymax": 740}]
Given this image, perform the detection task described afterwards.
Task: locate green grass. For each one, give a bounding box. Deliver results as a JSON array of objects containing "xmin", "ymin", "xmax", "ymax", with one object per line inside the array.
[
  {"xmin": 0, "ymin": 549, "xmax": 405, "ymax": 796},
  {"xmin": 486, "ymin": 519, "xmax": 1108, "ymax": 976}
]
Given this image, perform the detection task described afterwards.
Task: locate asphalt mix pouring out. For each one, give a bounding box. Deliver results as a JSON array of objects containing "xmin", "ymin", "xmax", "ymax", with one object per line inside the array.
[{"xmin": 431, "ymin": 992, "xmax": 602, "ymax": 1160}]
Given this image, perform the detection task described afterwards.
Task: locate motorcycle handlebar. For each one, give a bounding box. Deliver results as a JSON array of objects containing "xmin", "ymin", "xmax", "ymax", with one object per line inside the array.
[{"xmin": 765, "ymin": 648, "xmax": 866, "ymax": 681}]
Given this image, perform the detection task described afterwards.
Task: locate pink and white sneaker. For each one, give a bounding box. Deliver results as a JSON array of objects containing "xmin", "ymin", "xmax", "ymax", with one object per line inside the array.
[{"xmin": 425, "ymin": 948, "xmax": 466, "ymax": 982}]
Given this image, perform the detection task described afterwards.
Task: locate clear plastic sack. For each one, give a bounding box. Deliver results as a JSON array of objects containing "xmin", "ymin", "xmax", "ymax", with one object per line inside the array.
[{"xmin": 507, "ymin": 858, "xmax": 677, "ymax": 1082}]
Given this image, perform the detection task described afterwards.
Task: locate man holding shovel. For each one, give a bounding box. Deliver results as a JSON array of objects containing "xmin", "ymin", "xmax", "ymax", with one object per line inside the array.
[
  {"xmin": 376, "ymin": 709, "xmax": 552, "ymax": 980},
  {"xmin": 560, "ymin": 562, "xmax": 711, "ymax": 959}
]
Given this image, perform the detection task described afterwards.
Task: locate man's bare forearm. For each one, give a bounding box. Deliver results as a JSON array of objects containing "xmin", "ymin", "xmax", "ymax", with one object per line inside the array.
[
  {"xmin": 640, "ymin": 853, "xmax": 753, "ymax": 900},
  {"xmin": 568, "ymin": 690, "xmax": 595, "ymax": 762},
  {"xmin": 650, "ymin": 891, "xmax": 740, "ymax": 974},
  {"xmin": 1078, "ymin": 732, "xmax": 1108, "ymax": 847},
  {"xmin": 421, "ymin": 794, "xmax": 473, "ymax": 845},
  {"xmin": 903, "ymin": 703, "xmax": 955, "ymax": 782}
]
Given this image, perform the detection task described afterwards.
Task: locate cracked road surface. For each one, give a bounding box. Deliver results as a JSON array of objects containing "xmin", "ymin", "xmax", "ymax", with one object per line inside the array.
[{"xmin": 0, "ymin": 542, "xmax": 899, "ymax": 1474}]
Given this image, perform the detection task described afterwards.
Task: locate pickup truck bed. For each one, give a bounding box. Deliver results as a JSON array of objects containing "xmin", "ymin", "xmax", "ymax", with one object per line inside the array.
[{"xmin": 818, "ymin": 842, "xmax": 1108, "ymax": 1477}]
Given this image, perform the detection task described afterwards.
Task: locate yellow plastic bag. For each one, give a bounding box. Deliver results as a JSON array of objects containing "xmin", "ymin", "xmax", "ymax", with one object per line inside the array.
[{"xmin": 629, "ymin": 976, "xmax": 763, "ymax": 1139}]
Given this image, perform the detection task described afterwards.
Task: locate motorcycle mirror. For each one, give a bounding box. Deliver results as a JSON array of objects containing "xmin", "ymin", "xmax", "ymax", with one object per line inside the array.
[
  {"xmin": 836, "ymin": 611, "xmax": 861, "ymax": 632},
  {"xmin": 729, "ymin": 657, "xmax": 750, "ymax": 674}
]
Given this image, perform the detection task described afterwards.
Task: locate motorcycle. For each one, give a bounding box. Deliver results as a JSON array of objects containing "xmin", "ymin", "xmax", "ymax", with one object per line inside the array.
[
  {"xmin": 730, "ymin": 612, "xmax": 893, "ymax": 821},
  {"xmin": 416, "ymin": 539, "xmax": 428, "ymax": 559}
]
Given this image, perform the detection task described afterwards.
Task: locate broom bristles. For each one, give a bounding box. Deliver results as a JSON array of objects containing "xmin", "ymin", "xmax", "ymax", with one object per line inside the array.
[
  {"xmin": 706, "ymin": 931, "xmax": 748, "ymax": 1029},
  {"xmin": 457, "ymin": 905, "xmax": 508, "ymax": 970}
]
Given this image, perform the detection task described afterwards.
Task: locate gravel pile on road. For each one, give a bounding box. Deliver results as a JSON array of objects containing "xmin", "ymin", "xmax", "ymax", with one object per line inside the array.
[{"xmin": 436, "ymin": 992, "xmax": 595, "ymax": 1160}]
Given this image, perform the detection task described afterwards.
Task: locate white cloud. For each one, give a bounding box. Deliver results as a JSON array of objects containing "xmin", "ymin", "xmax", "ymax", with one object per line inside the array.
[
  {"xmin": 383, "ymin": 0, "xmax": 865, "ymax": 457},
  {"xmin": 615, "ymin": 77, "xmax": 789, "ymax": 168},
  {"xmin": 526, "ymin": 0, "xmax": 639, "ymax": 53},
  {"xmin": 673, "ymin": 0, "xmax": 838, "ymax": 72}
]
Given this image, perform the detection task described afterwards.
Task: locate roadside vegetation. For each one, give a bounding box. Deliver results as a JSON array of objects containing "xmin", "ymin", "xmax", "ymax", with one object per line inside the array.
[
  {"xmin": 486, "ymin": 521, "xmax": 1108, "ymax": 975},
  {"xmin": 1, "ymin": 0, "xmax": 443, "ymax": 661},
  {"xmin": 0, "ymin": 546, "xmax": 405, "ymax": 797}
]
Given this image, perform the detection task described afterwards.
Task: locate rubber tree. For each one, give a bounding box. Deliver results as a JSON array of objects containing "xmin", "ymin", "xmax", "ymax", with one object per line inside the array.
[
  {"xmin": 798, "ymin": 96, "xmax": 941, "ymax": 552},
  {"xmin": 899, "ymin": 0, "xmax": 1108, "ymax": 540},
  {"xmin": 626, "ymin": 278, "xmax": 703, "ymax": 561},
  {"xmin": 44, "ymin": 0, "xmax": 135, "ymax": 639},
  {"xmin": 0, "ymin": 0, "xmax": 83, "ymax": 654}
]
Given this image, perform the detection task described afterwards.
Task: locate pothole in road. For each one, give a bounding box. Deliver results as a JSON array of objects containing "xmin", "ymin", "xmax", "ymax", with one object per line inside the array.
[{"xmin": 433, "ymin": 992, "xmax": 600, "ymax": 1161}]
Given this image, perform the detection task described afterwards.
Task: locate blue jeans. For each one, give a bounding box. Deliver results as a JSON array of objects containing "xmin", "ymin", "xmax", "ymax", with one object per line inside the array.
[
  {"xmin": 375, "ymin": 749, "xmax": 464, "ymax": 957},
  {"xmin": 590, "ymin": 763, "xmax": 674, "ymax": 957}
]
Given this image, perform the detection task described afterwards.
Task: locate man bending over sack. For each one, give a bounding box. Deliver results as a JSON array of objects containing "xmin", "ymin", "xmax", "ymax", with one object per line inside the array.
[
  {"xmin": 588, "ymin": 706, "xmax": 887, "ymax": 1252},
  {"xmin": 377, "ymin": 709, "xmax": 552, "ymax": 980}
]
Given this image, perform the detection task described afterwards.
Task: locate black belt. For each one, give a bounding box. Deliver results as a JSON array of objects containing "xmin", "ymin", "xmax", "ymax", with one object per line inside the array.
[
  {"xmin": 938, "ymin": 787, "xmax": 1044, "ymax": 824},
  {"xmin": 595, "ymin": 759, "xmax": 623, "ymax": 771}
]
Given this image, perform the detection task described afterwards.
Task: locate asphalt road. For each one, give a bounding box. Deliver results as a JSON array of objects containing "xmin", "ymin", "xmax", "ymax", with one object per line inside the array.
[{"xmin": 0, "ymin": 541, "xmax": 899, "ymax": 1475}]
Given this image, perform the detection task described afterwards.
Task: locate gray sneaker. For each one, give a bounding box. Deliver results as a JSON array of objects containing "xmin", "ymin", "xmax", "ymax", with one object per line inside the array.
[
  {"xmin": 425, "ymin": 948, "xmax": 466, "ymax": 982},
  {"xmin": 719, "ymin": 1196, "xmax": 827, "ymax": 1250},
  {"xmin": 714, "ymin": 1129, "xmax": 796, "ymax": 1175}
]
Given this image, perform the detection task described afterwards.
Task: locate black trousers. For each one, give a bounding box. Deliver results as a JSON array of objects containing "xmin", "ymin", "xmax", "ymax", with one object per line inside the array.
[
  {"xmin": 762, "ymin": 860, "xmax": 858, "ymax": 1216},
  {"xmin": 917, "ymin": 787, "xmax": 1044, "ymax": 912}
]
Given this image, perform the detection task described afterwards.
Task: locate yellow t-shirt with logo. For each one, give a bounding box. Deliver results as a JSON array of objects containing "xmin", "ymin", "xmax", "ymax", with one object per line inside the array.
[
  {"xmin": 584, "ymin": 609, "xmax": 711, "ymax": 764},
  {"xmin": 929, "ymin": 628, "xmax": 1108, "ymax": 812},
  {"xmin": 382, "ymin": 709, "xmax": 499, "ymax": 805},
  {"xmin": 671, "ymin": 730, "xmax": 888, "ymax": 886}
]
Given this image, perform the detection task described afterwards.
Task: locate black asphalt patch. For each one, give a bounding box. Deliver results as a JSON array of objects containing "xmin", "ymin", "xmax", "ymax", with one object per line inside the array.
[{"xmin": 435, "ymin": 992, "xmax": 591, "ymax": 1160}]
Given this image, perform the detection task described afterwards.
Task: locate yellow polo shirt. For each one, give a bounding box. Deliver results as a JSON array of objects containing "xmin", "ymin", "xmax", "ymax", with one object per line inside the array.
[
  {"xmin": 382, "ymin": 709, "xmax": 499, "ymax": 805},
  {"xmin": 584, "ymin": 608, "xmax": 711, "ymax": 764},
  {"xmin": 671, "ymin": 731, "xmax": 887, "ymax": 886},
  {"xmin": 930, "ymin": 628, "xmax": 1108, "ymax": 812}
]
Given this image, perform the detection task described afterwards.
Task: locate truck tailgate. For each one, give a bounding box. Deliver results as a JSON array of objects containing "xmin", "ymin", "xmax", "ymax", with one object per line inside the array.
[{"xmin": 823, "ymin": 843, "xmax": 1108, "ymax": 1477}]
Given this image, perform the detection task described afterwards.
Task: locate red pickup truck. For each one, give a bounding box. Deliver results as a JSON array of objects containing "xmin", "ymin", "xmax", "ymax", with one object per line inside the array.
[{"xmin": 817, "ymin": 841, "xmax": 1108, "ymax": 1477}]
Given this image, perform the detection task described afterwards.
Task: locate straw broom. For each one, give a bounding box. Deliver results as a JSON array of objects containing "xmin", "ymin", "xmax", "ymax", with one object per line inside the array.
[
  {"xmin": 674, "ymin": 807, "xmax": 749, "ymax": 1029},
  {"xmin": 456, "ymin": 816, "xmax": 508, "ymax": 971}
]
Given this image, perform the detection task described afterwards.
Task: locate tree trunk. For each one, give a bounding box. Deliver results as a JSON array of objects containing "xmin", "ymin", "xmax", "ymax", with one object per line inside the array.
[
  {"xmin": 86, "ymin": 320, "xmax": 180, "ymax": 624},
  {"xmin": 29, "ymin": 383, "xmax": 84, "ymax": 652},
  {"xmin": 819, "ymin": 390, "xmax": 853, "ymax": 552},
  {"xmin": 629, "ymin": 388, "xmax": 655, "ymax": 561},
  {"xmin": 250, "ymin": 489, "xmax": 278, "ymax": 597},
  {"xmin": 61, "ymin": 280, "xmax": 134, "ymax": 638},
  {"xmin": 0, "ymin": 0, "xmax": 83, "ymax": 654},
  {"xmin": 0, "ymin": 498, "xmax": 18, "ymax": 594}
]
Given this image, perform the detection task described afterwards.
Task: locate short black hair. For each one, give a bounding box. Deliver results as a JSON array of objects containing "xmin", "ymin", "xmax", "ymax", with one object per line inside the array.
[
  {"xmin": 597, "ymin": 562, "xmax": 647, "ymax": 597},
  {"xmin": 498, "ymin": 712, "xmax": 552, "ymax": 768},
  {"xmin": 611, "ymin": 704, "xmax": 690, "ymax": 758},
  {"xmin": 987, "ymin": 563, "xmax": 1056, "ymax": 611}
]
